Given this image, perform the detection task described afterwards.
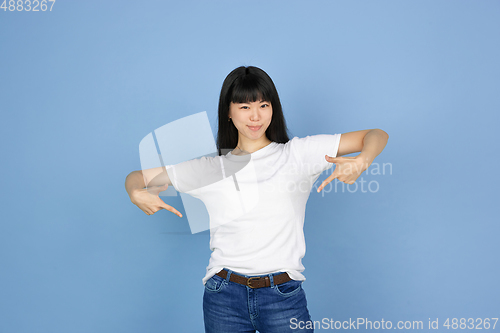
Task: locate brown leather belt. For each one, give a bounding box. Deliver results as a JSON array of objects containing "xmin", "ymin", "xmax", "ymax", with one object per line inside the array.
[{"xmin": 216, "ymin": 269, "xmax": 291, "ymax": 289}]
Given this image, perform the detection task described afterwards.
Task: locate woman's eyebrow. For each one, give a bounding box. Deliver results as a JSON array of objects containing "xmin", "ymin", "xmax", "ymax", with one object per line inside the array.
[{"xmin": 238, "ymin": 100, "xmax": 267, "ymax": 104}]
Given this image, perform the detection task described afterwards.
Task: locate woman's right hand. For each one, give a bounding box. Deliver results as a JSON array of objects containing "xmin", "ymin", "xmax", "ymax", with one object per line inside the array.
[{"xmin": 130, "ymin": 185, "xmax": 183, "ymax": 217}]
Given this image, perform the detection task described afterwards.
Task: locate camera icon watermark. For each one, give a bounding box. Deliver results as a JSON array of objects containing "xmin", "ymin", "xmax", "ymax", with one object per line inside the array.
[{"xmin": 138, "ymin": 111, "xmax": 258, "ymax": 234}]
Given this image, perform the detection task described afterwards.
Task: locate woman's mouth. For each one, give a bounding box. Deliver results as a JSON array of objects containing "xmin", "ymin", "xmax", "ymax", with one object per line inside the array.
[{"xmin": 248, "ymin": 125, "xmax": 262, "ymax": 131}]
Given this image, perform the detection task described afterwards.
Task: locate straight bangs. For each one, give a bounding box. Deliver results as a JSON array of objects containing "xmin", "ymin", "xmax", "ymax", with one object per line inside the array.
[{"xmin": 229, "ymin": 76, "xmax": 273, "ymax": 104}]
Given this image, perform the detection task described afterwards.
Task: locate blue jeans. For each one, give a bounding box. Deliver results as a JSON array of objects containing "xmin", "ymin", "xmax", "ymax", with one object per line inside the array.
[{"xmin": 203, "ymin": 269, "xmax": 314, "ymax": 333}]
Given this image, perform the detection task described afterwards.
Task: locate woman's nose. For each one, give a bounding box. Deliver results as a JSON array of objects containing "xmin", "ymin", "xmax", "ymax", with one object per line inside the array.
[{"xmin": 249, "ymin": 107, "xmax": 260, "ymax": 121}]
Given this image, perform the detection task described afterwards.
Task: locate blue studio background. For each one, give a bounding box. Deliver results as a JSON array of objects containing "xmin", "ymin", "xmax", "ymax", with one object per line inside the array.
[{"xmin": 1, "ymin": 1, "xmax": 499, "ymax": 332}]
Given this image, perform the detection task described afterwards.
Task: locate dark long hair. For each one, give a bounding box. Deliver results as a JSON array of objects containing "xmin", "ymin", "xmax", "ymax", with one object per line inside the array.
[{"xmin": 216, "ymin": 66, "xmax": 291, "ymax": 156}]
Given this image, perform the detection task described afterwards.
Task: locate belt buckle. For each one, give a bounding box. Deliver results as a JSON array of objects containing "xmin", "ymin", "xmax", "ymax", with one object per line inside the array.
[{"xmin": 246, "ymin": 277, "xmax": 261, "ymax": 288}]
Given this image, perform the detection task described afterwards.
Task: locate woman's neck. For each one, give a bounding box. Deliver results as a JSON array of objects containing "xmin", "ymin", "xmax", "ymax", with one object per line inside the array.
[{"xmin": 233, "ymin": 137, "xmax": 272, "ymax": 155}]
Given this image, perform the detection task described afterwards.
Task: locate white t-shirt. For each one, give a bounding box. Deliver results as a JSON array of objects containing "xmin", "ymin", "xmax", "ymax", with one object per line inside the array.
[{"xmin": 166, "ymin": 134, "xmax": 342, "ymax": 285}]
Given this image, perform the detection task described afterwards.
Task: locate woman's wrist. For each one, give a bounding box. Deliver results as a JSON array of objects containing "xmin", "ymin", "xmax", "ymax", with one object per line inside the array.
[
  {"xmin": 129, "ymin": 187, "xmax": 141, "ymax": 198},
  {"xmin": 355, "ymin": 153, "xmax": 374, "ymax": 169},
  {"xmin": 125, "ymin": 171, "xmax": 146, "ymax": 201}
]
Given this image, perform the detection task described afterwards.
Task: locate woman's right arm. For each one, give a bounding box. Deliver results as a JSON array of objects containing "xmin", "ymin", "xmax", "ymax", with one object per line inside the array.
[{"xmin": 125, "ymin": 168, "xmax": 182, "ymax": 217}]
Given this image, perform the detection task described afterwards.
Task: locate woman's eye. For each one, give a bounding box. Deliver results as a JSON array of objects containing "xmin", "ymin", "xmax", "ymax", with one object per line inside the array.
[{"xmin": 239, "ymin": 104, "xmax": 268, "ymax": 109}]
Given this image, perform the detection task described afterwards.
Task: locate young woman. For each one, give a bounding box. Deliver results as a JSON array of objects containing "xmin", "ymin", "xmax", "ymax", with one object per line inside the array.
[{"xmin": 125, "ymin": 66, "xmax": 389, "ymax": 332}]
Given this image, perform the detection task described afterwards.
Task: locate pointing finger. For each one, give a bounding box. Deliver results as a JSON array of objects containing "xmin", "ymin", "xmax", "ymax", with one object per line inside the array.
[
  {"xmin": 317, "ymin": 173, "xmax": 338, "ymax": 192},
  {"xmin": 164, "ymin": 204, "xmax": 183, "ymax": 218}
]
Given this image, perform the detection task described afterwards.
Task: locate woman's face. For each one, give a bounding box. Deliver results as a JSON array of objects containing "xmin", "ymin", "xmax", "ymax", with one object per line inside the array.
[{"xmin": 228, "ymin": 100, "xmax": 273, "ymax": 142}]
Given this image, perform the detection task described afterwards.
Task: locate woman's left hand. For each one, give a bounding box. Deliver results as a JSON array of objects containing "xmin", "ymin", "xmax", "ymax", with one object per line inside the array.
[{"xmin": 316, "ymin": 155, "xmax": 369, "ymax": 192}]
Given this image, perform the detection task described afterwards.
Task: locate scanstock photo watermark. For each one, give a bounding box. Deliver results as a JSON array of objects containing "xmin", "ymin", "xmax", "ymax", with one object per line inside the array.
[
  {"xmin": 314, "ymin": 160, "xmax": 392, "ymax": 197},
  {"xmin": 290, "ymin": 317, "xmax": 499, "ymax": 331},
  {"xmin": 138, "ymin": 112, "xmax": 392, "ymax": 233}
]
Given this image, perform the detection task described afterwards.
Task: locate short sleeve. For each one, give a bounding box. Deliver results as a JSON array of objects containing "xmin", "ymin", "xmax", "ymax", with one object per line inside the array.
[
  {"xmin": 166, "ymin": 156, "xmax": 224, "ymax": 194},
  {"xmin": 289, "ymin": 134, "xmax": 342, "ymax": 177}
]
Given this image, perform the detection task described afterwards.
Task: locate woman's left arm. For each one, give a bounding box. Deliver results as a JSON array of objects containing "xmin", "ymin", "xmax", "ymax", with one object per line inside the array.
[{"xmin": 317, "ymin": 129, "xmax": 389, "ymax": 192}]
